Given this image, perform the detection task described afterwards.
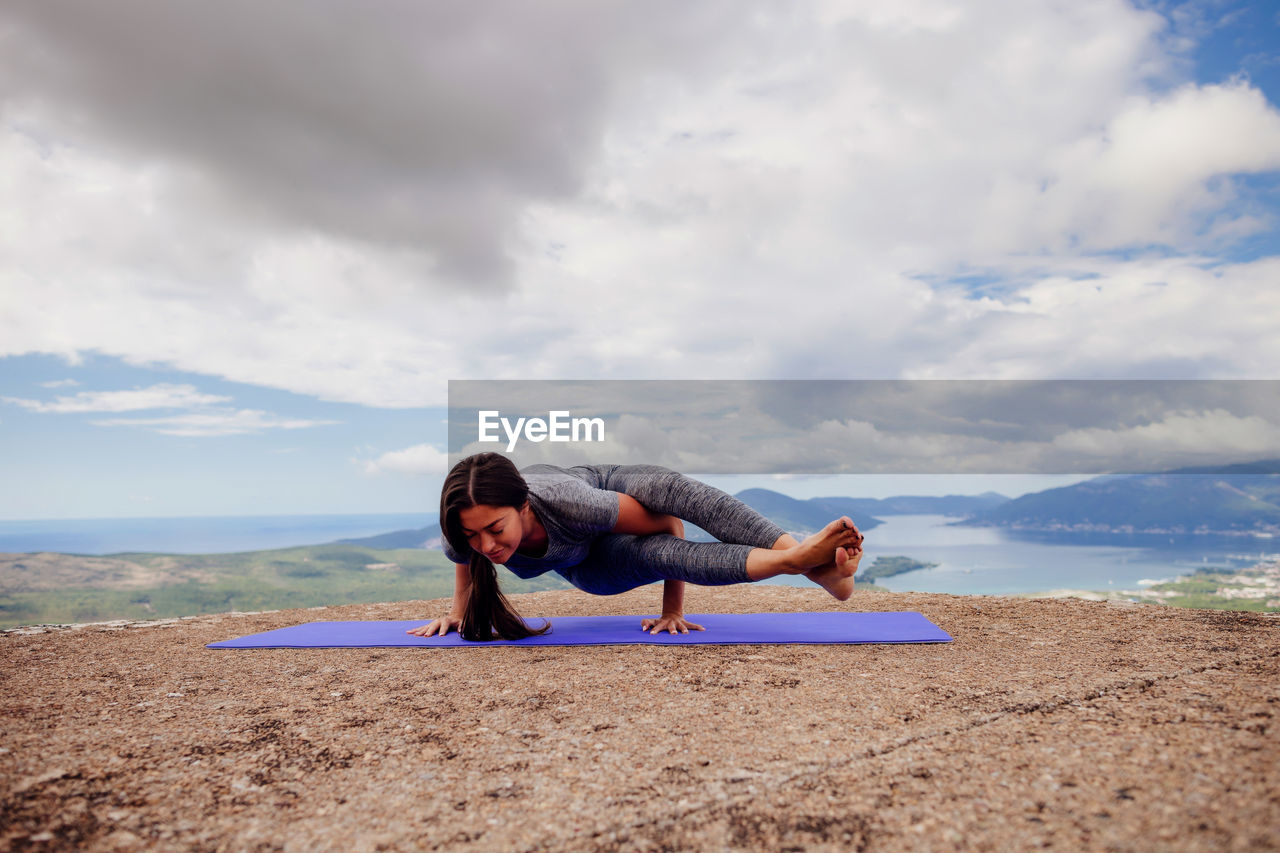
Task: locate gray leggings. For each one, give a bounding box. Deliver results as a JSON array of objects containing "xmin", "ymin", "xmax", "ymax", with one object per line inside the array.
[{"xmin": 553, "ymin": 464, "xmax": 788, "ymax": 595}]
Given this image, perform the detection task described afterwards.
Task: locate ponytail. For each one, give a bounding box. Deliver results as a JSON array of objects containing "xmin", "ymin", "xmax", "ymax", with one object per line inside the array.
[
  {"xmin": 460, "ymin": 550, "xmax": 548, "ymax": 641},
  {"xmin": 443, "ymin": 453, "xmax": 552, "ymax": 642}
]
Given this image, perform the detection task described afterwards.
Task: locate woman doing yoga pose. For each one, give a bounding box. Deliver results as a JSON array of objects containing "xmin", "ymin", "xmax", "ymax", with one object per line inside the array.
[{"xmin": 408, "ymin": 453, "xmax": 863, "ymax": 641}]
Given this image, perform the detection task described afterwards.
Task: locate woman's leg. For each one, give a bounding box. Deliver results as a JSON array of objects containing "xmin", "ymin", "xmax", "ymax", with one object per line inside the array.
[
  {"xmin": 556, "ymin": 532, "xmax": 754, "ymax": 596},
  {"xmin": 593, "ymin": 464, "xmax": 789, "ymax": 548},
  {"xmin": 584, "ymin": 464, "xmax": 862, "ymax": 599},
  {"xmin": 559, "ymin": 528, "xmax": 863, "ymax": 598}
]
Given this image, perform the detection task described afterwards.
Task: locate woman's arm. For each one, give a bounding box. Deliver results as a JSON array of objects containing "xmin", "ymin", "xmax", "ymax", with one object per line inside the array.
[
  {"xmin": 406, "ymin": 562, "xmax": 471, "ymax": 636},
  {"xmin": 613, "ymin": 493, "xmax": 684, "ymax": 537},
  {"xmin": 613, "ymin": 494, "xmax": 705, "ymax": 634}
]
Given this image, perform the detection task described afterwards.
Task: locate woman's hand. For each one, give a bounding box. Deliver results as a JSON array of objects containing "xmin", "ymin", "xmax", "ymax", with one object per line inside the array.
[
  {"xmin": 407, "ymin": 614, "xmax": 463, "ymax": 637},
  {"xmin": 641, "ymin": 613, "xmax": 705, "ymax": 635}
]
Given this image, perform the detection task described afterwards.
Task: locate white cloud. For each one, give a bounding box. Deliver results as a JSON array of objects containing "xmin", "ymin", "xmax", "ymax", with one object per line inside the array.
[
  {"xmin": 3, "ymin": 383, "xmax": 230, "ymax": 413},
  {"xmin": 2, "ymin": 380, "xmax": 340, "ymax": 438},
  {"xmin": 362, "ymin": 444, "xmax": 450, "ymax": 476},
  {"xmin": 1032, "ymin": 81, "xmax": 1280, "ymax": 250},
  {"xmin": 0, "ymin": 0, "xmax": 734, "ymax": 291},
  {"xmin": 91, "ymin": 409, "xmax": 339, "ymax": 437},
  {"xmin": 903, "ymin": 256, "xmax": 1280, "ymax": 379},
  {"xmin": 38, "ymin": 378, "xmax": 79, "ymax": 388},
  {"xmin": 1050, "ymin": 409, "xmax": 1280, "ymax": 468}
]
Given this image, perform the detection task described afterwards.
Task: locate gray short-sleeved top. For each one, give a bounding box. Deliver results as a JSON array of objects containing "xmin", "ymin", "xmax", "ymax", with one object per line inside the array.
[{"xmin": 441, "ymin": 464, "xmax": 620, "ymax": 578}]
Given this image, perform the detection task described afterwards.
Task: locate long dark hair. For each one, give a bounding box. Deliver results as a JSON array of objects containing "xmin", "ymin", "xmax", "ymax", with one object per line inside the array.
[{"xmin": 440, "ymin": 453, "xmax": 551, "ymax": 641}]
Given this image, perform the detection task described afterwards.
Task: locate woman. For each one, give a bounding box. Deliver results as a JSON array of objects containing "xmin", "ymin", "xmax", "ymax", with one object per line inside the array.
[{"xmin": 408, "ymin": 453, "xmax": 863, "ymax": 641}]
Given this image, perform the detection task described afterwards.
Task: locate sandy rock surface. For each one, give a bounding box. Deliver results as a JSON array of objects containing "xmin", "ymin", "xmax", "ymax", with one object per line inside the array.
[{"xmin": 2, "ymin": 586, "xmax": 1278, "ymax": 851}]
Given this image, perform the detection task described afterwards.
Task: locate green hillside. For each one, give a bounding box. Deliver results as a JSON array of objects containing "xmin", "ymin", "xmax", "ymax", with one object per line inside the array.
[
  {"xmin": 857, "ymin": 556, "xmax": 938, "ymax": 584},
  {"xmin": 0, "ymin": 544, "xmax": 571, "ymax": 629}
]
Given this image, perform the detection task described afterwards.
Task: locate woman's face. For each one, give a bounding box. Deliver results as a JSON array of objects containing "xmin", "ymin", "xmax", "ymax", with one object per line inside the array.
[{"xmin": 457, "ymin": 503, "xmax": 525, "ymax": 564}]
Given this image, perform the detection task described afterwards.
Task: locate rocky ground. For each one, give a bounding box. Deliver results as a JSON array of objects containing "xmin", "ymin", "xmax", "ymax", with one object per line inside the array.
[{"xmin": 2, "ymin": 585, "xmax": 1278, "ymax": 851}]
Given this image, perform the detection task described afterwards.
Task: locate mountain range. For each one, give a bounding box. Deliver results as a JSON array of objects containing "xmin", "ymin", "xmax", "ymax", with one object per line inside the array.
[
  {"xmin": 338, "ymin": 460, "xmax": 1280, "ymax": 549},
  {"xmin": 960, "ymin": 460, "xmax": 1280, "ymax": 534},
  {"xmin": 336, "ymin": 489, "xmax": 1011, "ymax": 548}
]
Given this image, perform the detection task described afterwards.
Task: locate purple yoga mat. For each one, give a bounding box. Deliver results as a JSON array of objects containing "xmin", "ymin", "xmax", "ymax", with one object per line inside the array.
[{"xmin": 206, "ymin": 611, "xmax": 952, "ymax": 648}]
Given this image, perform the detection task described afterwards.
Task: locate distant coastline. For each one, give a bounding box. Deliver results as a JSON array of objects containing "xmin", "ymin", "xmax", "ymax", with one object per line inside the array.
[
  {"xmin": 958, "ymin": 521, "xmax": 1279, "ymax": 537},
  {"xmin": 1023, "ymin": 559, "xmax": 1280, "ymax": 613},
  {"xmin": 0, "ymin": 512, "xmax": 433, "ymax": 556}
]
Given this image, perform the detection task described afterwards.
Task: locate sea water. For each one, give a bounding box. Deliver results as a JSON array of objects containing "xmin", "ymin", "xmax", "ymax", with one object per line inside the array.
[
  {"xmin": 4, "ymin": 512, "xmax": 1275, "ymax": 594},
  {"xmin": 0, "ymin": 513, "xmax": 432, "ymax": 556},
  {"xmin": 764, "ymin": 514, "xmax": 1279, "ymax": 596}
]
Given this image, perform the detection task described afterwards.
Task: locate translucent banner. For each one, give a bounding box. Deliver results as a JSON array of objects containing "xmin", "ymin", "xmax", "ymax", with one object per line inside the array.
[{"xmin": 447, "ymin": 380, "xmax": 1280, "ymax": 475}]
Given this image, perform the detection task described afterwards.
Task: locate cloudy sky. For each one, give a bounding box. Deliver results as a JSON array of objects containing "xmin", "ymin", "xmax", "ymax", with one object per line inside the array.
[{"xmin": 1, "ymin": 0, "xmax": 1278, "ymax": 519}]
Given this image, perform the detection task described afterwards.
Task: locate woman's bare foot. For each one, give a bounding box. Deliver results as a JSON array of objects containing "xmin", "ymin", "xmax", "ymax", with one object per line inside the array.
[
  {"xmin": 782, "ymin": 518, "xmax": 861, "ymax": 574},
  {"xmin": 745, "ymin": 518, "xmax": 862, "ymax": 582},
  {"xmin": 805, "ymin": 545, "xmax": 862, "ymax": 601}
]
